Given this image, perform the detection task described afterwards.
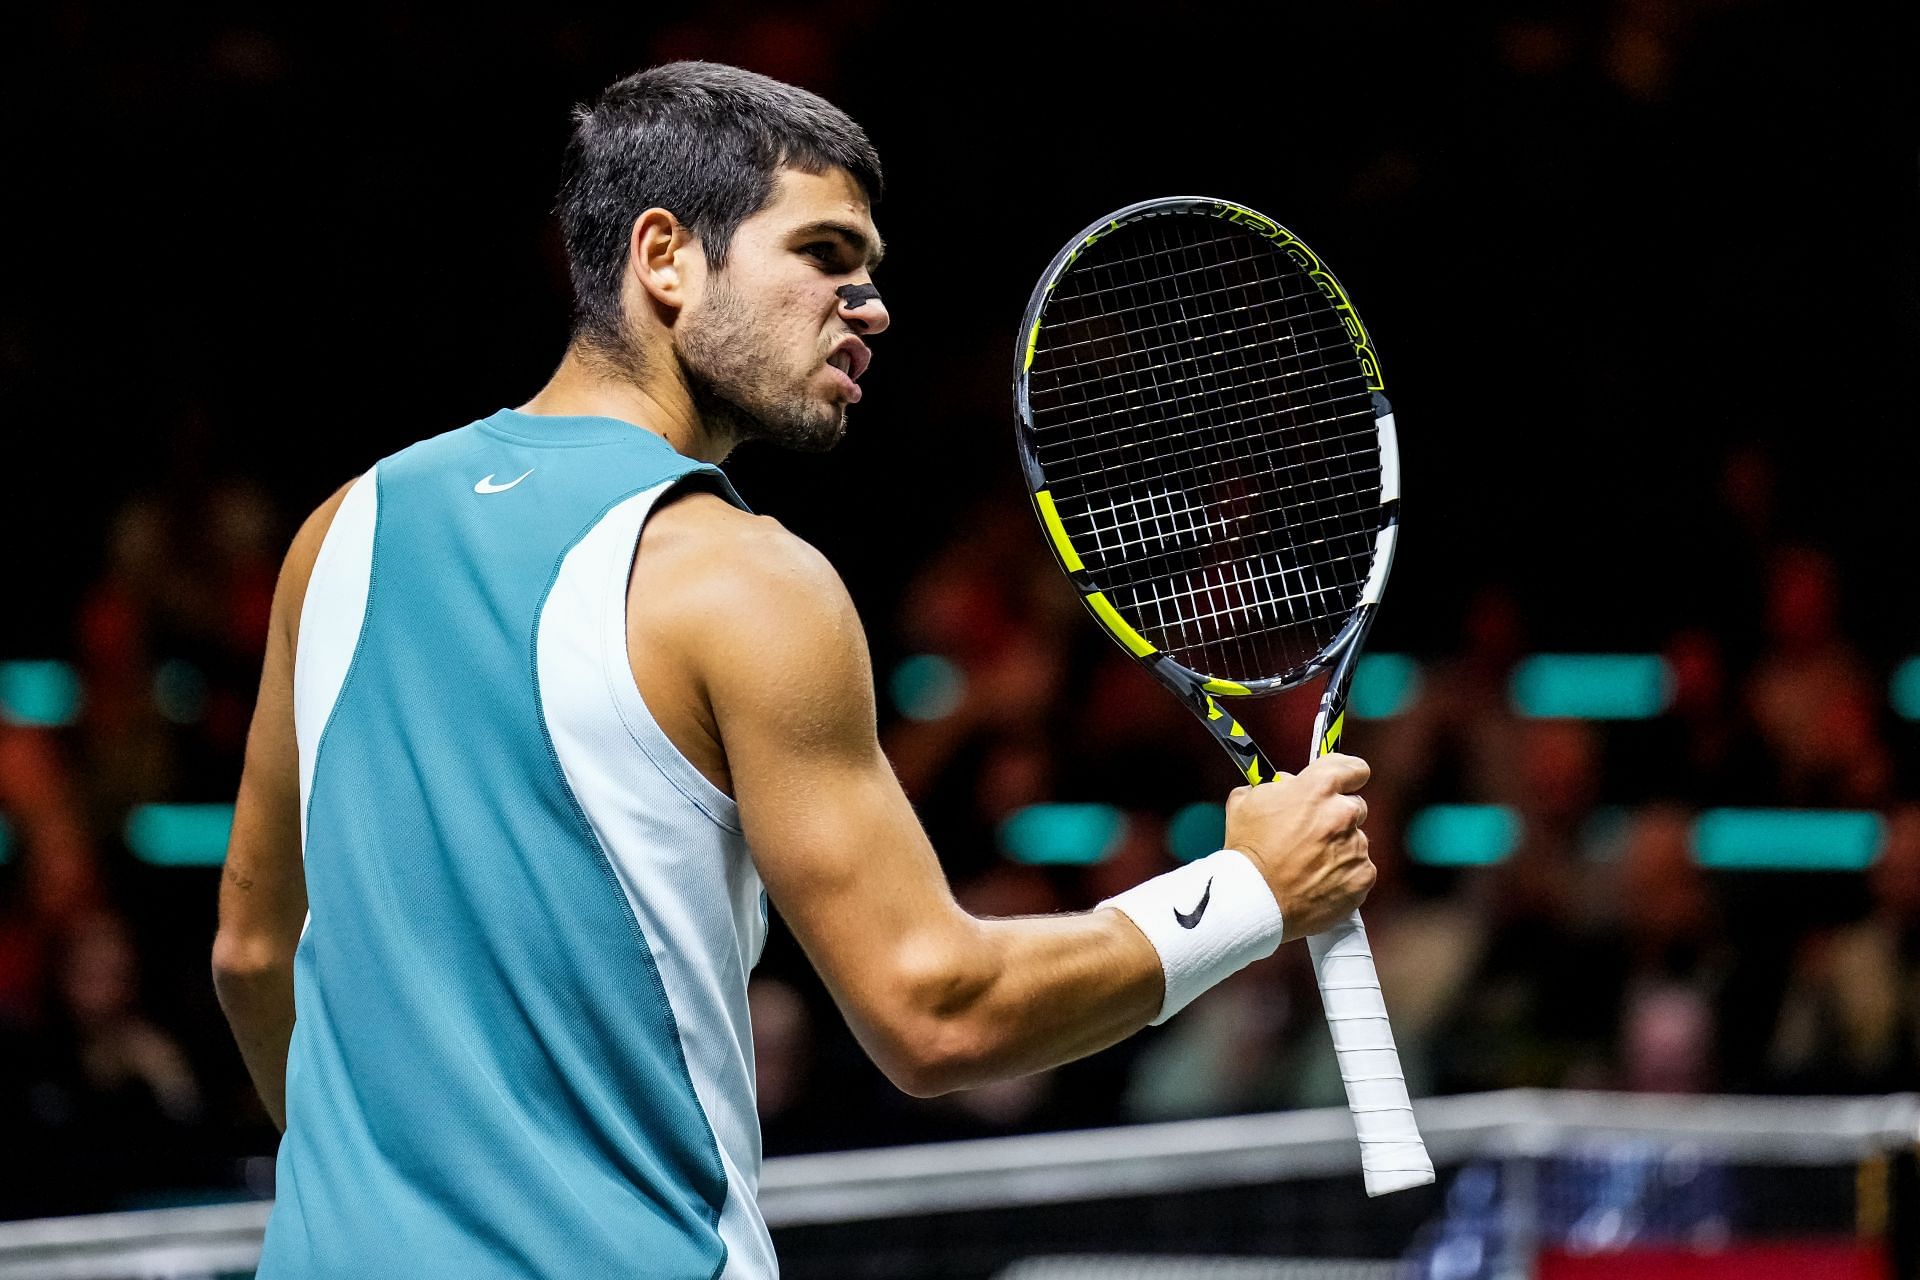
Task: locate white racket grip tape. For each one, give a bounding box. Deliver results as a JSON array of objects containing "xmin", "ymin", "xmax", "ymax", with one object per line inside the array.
[{"xmin": 1306, "ymin": 910, "xmax": 1435, "ymax": 1196}]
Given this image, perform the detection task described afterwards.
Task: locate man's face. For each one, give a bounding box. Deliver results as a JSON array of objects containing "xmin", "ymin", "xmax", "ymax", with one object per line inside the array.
[{"xmin": 675, "ymin": 166, "xmax": 889, "ymax": 452}]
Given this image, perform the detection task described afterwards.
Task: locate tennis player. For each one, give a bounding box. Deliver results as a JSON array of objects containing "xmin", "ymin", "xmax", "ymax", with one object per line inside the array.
[{"xmin": 212, "ymin": 61, "xmax": 1377, "ymax": 1278}]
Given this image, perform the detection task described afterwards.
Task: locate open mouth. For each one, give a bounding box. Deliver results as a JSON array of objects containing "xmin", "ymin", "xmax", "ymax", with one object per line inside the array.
[
  {"xmin": 824, "ymin": 360, "xmax": 864, "ymax": 403},
  {"xmin": 826, "ymin": 338, "xmax": 872, "ymax": 383}
]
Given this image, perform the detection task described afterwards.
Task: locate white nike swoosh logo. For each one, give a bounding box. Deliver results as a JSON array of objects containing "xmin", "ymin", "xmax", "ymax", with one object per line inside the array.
[{"xmin": 474, "ymin": 468, "xmax": 535, "ymax": 494}]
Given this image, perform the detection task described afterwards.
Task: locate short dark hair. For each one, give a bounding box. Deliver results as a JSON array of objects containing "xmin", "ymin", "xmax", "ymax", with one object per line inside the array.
[{"xmin": 556, "ymin": 61, "xmax": 884, "ymax": 356}]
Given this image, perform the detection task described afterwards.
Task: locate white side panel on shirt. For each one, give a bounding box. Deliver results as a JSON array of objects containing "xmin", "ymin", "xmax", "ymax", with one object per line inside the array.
[
  {"xmin": 292, "ymin": 471, "xmax": 379, "ymax": 850},
  {"xmin": 537, "ymin": 482, "xmax": 774, "ymax": 1280}
]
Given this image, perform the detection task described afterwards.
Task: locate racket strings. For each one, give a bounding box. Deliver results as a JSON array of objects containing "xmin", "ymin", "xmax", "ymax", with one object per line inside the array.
[
  {"xmin": 1043, "ymin": 225, "xmax": 1279, "ymax": 307},
  {"xmin": 1067, "ymin": 464, "xmax": 1386, "ymax": 568},
  {"xmin": 1077, "ymin": 501, "xmax": 1384, "ymax": 590},
  {"xmin": 1124, "ymin": 556, "xmax": 1371, "ymax": 654},
  {"xmin": 1032, "ymin": 280, "xmax": 1345, "ymax": 361},
  {"xmin": 1031, "ymin": 355, "xmax": 1370, "ymax": 462},
  {"xmin": 1132, "ymin": 223, "xmax": 1323, "ymax": 678},
  {"xmin": 1034, "ymin": 406, "xmax": 1376, "ymax": 495},
  {"xmin": 1030, "ymin": 337, "xmax": 1367, "ymax": 417},
  {"xmin": 1025, "ymin": 215, "xmax": 1381, "ymax": 682}
]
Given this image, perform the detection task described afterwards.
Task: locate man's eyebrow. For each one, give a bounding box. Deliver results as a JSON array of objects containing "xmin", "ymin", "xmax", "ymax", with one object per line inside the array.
[{"xmin": 792, "ymin": 220, "xmax": 886, "ymax": 268}]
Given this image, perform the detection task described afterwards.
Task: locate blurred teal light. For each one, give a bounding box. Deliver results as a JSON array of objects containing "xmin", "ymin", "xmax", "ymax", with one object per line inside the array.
[
  {"xmin": 1510, "ymin": 654, "xmax": 1671, "ymax": 719},
  {"xmin": 1892, "ymin": 658, "xmax": 1920, "ymax": 720},
  {"xmin": 1350, "ymin": 654, "xmax": 1420, "ymax": 719},
  {"xmin": 0, "ymin": 816, "xmax": 11, "ymax": 865},
  {"xmin": 1692, "ymin": 809, "xmax": 1884, "ymax": 871},
  {"xmin": 890, "ymin": 654, "xmax": 965, "ymax": 722},
  {"xmin": 1166, "ymin": 802, "xmax": 1226, "ymax": 862},
  {"xmin": 1000, "ymin": 804, "xmax": 1126, "ymax": 867},
  {"xmin": 0, "ymin": 660, "xmax": 82, "ymax": 728},
  {"xmin": 126, "ymin": 804, "xmax": 234, "ymax": 867},
  {"xmin": 1406, "ymin": 805, "xmax": 1521, "ymax": 867}
]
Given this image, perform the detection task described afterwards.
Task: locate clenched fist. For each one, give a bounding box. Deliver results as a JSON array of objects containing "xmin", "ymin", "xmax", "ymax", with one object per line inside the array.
[{"xmin": 1222, "ymin": 753, "xmax": 1376, "ymax": 943}]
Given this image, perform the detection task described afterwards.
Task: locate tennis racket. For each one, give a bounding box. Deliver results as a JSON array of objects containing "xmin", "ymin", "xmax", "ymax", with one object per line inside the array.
[{"xmin": 1013, "ymin": 196, "xmax": 1433, "ymax": 1196}]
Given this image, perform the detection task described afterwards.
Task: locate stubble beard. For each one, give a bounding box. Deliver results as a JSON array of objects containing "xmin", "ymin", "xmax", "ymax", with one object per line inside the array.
[{"xmin": 677, "ymin": 277, "xmax": 848, "ymax": 455}]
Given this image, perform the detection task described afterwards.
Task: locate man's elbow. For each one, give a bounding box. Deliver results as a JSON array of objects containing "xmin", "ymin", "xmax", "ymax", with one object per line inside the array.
[
  {"xmin": 869, "ymin": 932, "xmax": 1002, "ymax": 1098},
  {"xmin": 871, "ymin": 1020, "xmax": 990, "ymax": 1105},
  {"xmin": 875, "ymin": 1016, "xmax": 995, "ymax": 1099},
  {"xmin": 211, "ymin": 929, "xmax": 294, "ymax": 996}
]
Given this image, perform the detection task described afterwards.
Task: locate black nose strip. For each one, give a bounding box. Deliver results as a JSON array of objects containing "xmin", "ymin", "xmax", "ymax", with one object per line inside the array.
[{"xmin": 836, "ymin": 283, "xmax": 882, "ymax": 310}]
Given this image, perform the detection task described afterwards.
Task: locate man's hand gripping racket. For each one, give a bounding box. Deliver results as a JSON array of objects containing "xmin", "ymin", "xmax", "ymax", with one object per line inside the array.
[{"xmin": 1013, "ymin": 197, "xmax": 1434, "ymax": 1195}]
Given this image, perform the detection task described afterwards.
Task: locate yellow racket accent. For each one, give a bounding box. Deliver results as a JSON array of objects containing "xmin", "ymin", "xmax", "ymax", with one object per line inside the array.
[
  {"xmin": 1033, "ymin": 490, "xmax": 1083, "ymax": 572},
  {"xmin": 1085, "ymin": 592, "xmax": 1156, "ymax": 657},
  {"xmin": 1319, "ymin": 711, "xmax": 1346, "ymax": 757},
  {"xmin": 1203, "ymin": 697, "xmax": 1251, "ymax": 738},
  {"xmin": 1245, "ymin": 756, "xmax": 1264, "ymax": 785},
  {"xmin": 1203, "ymin": 678, "xmax": 1252, "ymax": 696}
]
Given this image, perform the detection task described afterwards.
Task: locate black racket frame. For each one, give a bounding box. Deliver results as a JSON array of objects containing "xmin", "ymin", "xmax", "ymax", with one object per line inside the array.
[{"xmin": 1012, "ymin": 196, "xmax": 1401, "ymax": 782}]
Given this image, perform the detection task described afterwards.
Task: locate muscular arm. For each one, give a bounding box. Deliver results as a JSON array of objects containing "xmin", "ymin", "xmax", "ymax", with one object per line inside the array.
[
  {"xmin": 648, "ymin": 498, "xmax": 1374, "ymax": 1095},
  {"xmin": 212, "ymin": 481, "xmax": 352, "ymax": 1130},
  {"xmin": 645, "ymin": 497, "xmax": 1161, "ymax": 1096}
]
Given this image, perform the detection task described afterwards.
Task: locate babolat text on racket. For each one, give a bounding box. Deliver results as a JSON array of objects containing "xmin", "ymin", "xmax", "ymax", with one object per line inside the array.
[{"xmin": 1013, "ymin": 196, "xmax": 1433, "ymax": 1195}]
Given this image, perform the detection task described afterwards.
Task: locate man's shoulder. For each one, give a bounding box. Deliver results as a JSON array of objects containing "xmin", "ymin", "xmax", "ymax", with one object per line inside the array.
[
  {"xmin": 278, "ymin": 476, "xmax": 364, "ymax": 643},
  {"xmin": 631, "ymin": 485, "xmax": 866, "ymax": 700},
  {"xmin": 642, "ymin": 487, "xmax": 851, "ymax": 614},
  {"xmin": 634, "ymin": 487, "xmax": 875, "ymax": 744}
]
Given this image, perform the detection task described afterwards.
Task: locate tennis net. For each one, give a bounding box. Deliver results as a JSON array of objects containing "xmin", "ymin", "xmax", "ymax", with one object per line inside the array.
[{"xmin": 1, "ymin": 1090, "xmax": 1913, "ymax": 1279}]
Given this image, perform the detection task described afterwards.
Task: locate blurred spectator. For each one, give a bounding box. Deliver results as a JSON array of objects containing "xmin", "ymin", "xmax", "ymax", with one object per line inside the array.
[
  {"xmin": 750, "ymin": 976, "xmax": 843, "ymax": 1155},
  {"xmin": 7, "ymin": 910, "xmax": 207, "ymax": 1215},
  {"xmin": 1610, "ymin": 806, "xmax": 1725, "ymax": 1093},
  {"xmin": 75, "ymin": 484, "xmax": 279, "ymax": 818},
  {"xmin": 1765, "ymin": 807, "xmax": 1920, "ymax": 1092},
  {"xmin": 1429, "ymin": 720, "xmax": 1620, "ymax": 1093},
  {"xmin": 1124, "ymin": 964, "xmax": 1297, "ymax": 1121},
  {"xmin": 1746, "ymin": 547, "xmax": 1890, "ymax": 807},
  {"xmin": 1638, "ymin": 626, "xmax": 1771, "ymax": 804},
  {"xmin": 0, "ymin": 726, "xmax": 102, "ymax": 1024},
  {"xmin": 1377, "ymin": 585, "xmax": 1528, "ymax": 817},
  {"xmin": 76, "ymin": 498, "xmax": 179, "ymax": 813}
]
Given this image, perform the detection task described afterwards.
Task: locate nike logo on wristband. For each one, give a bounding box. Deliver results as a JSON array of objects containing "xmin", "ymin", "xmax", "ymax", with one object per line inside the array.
[{"xmin": 1173, "ymin": 877, "xmax": 1214, "ymax": 929}]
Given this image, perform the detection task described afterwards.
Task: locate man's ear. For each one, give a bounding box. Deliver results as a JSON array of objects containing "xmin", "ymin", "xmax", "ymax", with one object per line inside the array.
[{"xmin": 629, "ymin": 208, "xmax": 700, "ymax": 312}]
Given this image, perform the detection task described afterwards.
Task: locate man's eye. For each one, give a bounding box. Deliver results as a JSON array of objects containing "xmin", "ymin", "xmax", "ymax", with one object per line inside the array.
[{"xmin": 801, "ymin": 243, "xmax": 843, "ymax": 269}]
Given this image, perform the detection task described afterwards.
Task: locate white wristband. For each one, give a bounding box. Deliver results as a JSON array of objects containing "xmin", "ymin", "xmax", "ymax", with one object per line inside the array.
[{"xmin": 1100, "ymin": 849, "xmax": 1284, "ymax": 1025}]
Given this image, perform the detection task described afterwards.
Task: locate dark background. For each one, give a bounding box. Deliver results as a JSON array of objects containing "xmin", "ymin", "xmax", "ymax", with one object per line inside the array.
[
  {"xmin": 7, "ymin": 1, "xmax": 1916, "ymax": 654},
  {"xmin": 1, "ymin": 0, "xmax": 1917, "ymax": 1226}
]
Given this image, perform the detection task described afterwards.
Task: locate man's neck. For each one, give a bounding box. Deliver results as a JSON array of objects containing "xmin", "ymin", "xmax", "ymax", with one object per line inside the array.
[{"xmin": 517, "ymin": 345, "xmax": 734, "ymax": 463}]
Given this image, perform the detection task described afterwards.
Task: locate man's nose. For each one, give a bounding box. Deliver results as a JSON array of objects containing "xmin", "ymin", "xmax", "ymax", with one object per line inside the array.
[{"xmin": 837, "ymin": 282, "xmax": 890, "ymax": 336}]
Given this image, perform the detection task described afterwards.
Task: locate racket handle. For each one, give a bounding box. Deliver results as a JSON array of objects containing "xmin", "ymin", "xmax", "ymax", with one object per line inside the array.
[{"xmin": 1305, "ymin": 909, "xmax": 1435, "ymax": 1196}]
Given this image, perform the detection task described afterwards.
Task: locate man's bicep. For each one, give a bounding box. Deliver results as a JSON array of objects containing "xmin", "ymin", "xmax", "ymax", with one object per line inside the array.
[
  {"xmin": 710, "ymin": 538, "xmax": 881, "ymax": 768},
  {"xmin": 736, "ymin": 740, "xmax": 951, "ymax": 964},
  {"xmin": 699, "ymin": 538, "xmax": 969, "ymax": 1033}
]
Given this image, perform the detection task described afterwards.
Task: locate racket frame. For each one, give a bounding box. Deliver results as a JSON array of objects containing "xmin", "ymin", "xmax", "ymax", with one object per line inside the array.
[
  {"xmin": 1012, "ymin": 196, "xmax": 1403, "ymax": 775},
  {"xmin": 1013, "ymin": 196, "xmax": 1434, "ymax": 1196}
]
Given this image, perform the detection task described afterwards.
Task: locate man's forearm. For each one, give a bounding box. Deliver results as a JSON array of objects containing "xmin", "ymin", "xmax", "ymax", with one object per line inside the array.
[
  {"xmin": 212, "ymin": 946, "xmax": 297, "ymax": 1131},
  {"xmin": 893, "ymin": 907, "xmax": 1164, "ymax": 1096}
]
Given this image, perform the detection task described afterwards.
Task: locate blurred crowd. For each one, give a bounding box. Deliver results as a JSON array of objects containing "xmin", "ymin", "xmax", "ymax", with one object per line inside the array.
[
  {"xmin": 2, "ymin": 0, "xmax": 1914, "ymax": 1224},
  {"xmin": 0, "ymin": 482, "xmax": 280, "ymax": 1216},
  {"xmin": 747, "ymin": 443, "xmax": 1920, "ymax": 1157},
  {"xmin": 2, "ymin": 443, "xmax": 1914, "ymax": 1219}
]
